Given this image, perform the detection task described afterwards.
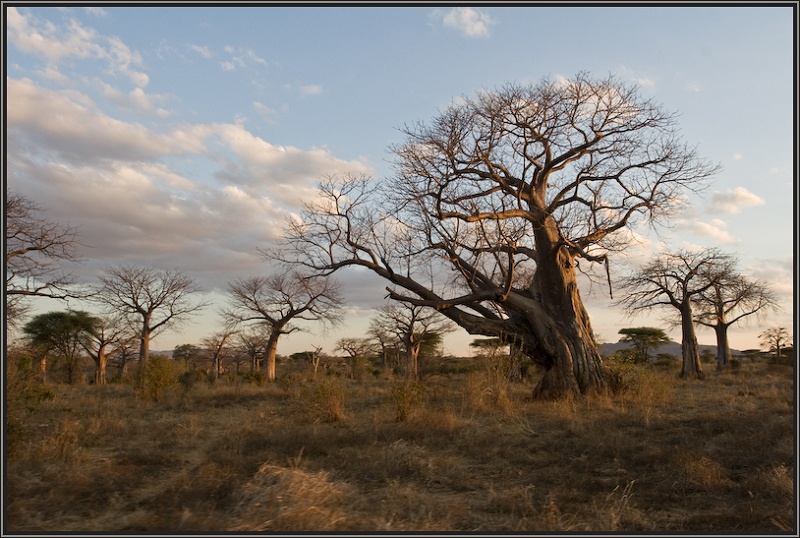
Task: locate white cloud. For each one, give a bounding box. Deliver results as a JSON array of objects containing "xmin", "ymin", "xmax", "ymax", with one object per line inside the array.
[
  {"xmin": 675, "ymin": 219, "xmax": 738, "ymax": 245},
  {"xmin": 101, "ymin": 82, "xmax": 170, "ymax": 117},
  {"xmin": 733, "ymin": 153, "xmax": 743, "ymax": 160},
  {"xmin": 709, "ymin": 186, "xmax": 765, "ymax": 215},
  {"xmin": 434, "ymin": 7, "xmax": 495, "ymax": 38},
  {"xmin": 190, "ymin": 44, "xmax": 212, "ymax": 59},
  {"xmin": 253, "ymin": 101, "xmax": 280, "ymax": 123},
  {"xmin": 7, "ymin": 8, "xmax": 148, "ymax": 87},
  {"xmin": 219, "ymin": 46, "xmax": 268, "ymax": 71},
  {"xmin": 6, "ymin": 76, "xmax": 374, "ymax": 293},
  {"xmin": 7, "ymin": 77, "xmax": 201, "ymax": 163},
  {"xmin": 299, "ymin": 84, "xmax": 323, "ymax": 96}
]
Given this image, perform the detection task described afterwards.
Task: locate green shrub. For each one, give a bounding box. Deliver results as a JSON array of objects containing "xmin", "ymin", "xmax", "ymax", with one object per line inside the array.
[{"xmin": 143, "ymin": 355, "xmax": 178, "ymax": 401}]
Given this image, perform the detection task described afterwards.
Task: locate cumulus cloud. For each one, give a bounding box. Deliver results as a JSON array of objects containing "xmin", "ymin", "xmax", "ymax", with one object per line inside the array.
[
  {"xmin": 433, "ymin": 7, "xmax": 495, "ymax": 38},
  {"xmin": 675, "ymin": 218, "xmax": 738, "ymax": 245},
  {"xmin": 709, "ymin": 186, "xmax": 765, "ymax": 215},
  {"xmin": 6, "ymin": 75, "xmax": 374, "ymax": 294},
  {"xmin": 101, "ymin": 82, "xmax": 170, "ymax": 117}
]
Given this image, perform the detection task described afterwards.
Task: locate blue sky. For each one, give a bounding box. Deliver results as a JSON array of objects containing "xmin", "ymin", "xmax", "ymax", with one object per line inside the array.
[{"xmin": 5, "ymin": 4, "xmax": 795, "ymax": 356}]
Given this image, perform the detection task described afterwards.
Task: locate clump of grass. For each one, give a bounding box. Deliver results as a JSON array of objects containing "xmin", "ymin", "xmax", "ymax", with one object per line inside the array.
[
  {"xmin": 230, "ymin": 463, "xmax": 355, "ymax": 531},
  {"xmin": 298, "ymin": 378, "xmax": 347, "ymax": 422},
  {"xmin": 389, "ymin": 380, "xmax": 425, "ymax": 422}
]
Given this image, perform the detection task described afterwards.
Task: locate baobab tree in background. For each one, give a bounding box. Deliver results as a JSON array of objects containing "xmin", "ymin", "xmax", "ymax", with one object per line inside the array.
[
  {"xmin": 235, "ymin": 326, "xmax": 269, "ymax": 373},
  {"xmin": 693, "ymin": 261, "xmax": 779, "ymax": 369},
  {"xmin": 223, "ymin": 271, "xmax": 345, "ymax": 382},
  {"xmin": 202, "ymin": 324, "xmax": 238, "ymax": 380},
  {"xmin": 280, "ymin": 73, "xmax": 719, "ymax": 399},
  {"xmin": 759, "ymin": 327, "xmax": 792, "ymax": 362},
  {"xmin": 78, "ymin": 314, "xmax": 135, "ymax": 385},
  {"xmin": 6, "ymin": 193, "xmax": 88, "ymax": 326},
  {"xmin": 336, "ymin": 337, "xmax": 375, "ymax": 381},
  {"xmin": 373, "ymin": 300, "xmax": 456, "ymax": 381},
  {"xmin": 95, "ymin": 265, "xmax": 209, "ymax": 388},
  {"xmin": 617, "ymin": 249, "xmax": 731, "ymax": 379}
]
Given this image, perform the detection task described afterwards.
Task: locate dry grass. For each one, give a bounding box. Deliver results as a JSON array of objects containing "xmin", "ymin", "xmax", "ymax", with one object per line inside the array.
[{"xmin": 4, "ymin": 359, "xmax": 795, "ymax": 532}]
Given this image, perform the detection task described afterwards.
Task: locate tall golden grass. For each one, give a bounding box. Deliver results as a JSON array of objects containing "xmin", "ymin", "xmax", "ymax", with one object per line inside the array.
[{"xmin": 5, "ymin": 357, "xmax": 794, "ymax": 532}]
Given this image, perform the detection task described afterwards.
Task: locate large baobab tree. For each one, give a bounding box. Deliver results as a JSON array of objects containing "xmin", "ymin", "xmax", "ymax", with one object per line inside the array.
[
  {"xmin": 280, "ymin": 73, "xmax": 719, "ymax": 398},
  {"xmin": 6, "ymin": 193, "xmax": 88, "ymax": 325},
  {"xmin": 95, "ymin": 265, "xmax": 209, "ymax": 388},
  {"xmin": 694, "ymin": 263, "xmax": 778, "ymax": 369},
  {"xmin": 617, "ymin": 249, "xmax": 731, "ymax": 379},
  {"xmin": 223, "ymin": 272, "xmax": 345, "ymax": 382}
]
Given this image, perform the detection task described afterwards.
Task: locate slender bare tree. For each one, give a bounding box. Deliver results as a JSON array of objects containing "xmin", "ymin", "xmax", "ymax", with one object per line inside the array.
[
  {"xmin": 616, "ymin": 249, "xmax": 732, "ymax": 379},
  {"xmin": 759, "ymin": 327, "xmax": 792, "ymax": 361},
  {"xmin": 223, "ymin": 272, "xmax": 345, "ymax": 382},
  {"xmin": 280, "ymin": 73, "xmax": 719, "ymax": 398},
  {"xmin": 202, "ymin": 324, "xmax": 239, "ymax": 380},
  {"xmin": 694, "ymin": 265, "xmax": 779, "ymax": 369},
  {"xmin": 95, "ymin": 265, "xmax": 209, "ymax": 388},
  {"xmin": 6, "ymin": 193, "xmax": 88, "ymax": 325}
]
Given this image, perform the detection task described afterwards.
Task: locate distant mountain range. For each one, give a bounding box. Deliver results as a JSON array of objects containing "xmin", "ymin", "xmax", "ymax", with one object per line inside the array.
[{"xmin": 599, "ymin": 340, "xmax": 740, "ymax": 358}]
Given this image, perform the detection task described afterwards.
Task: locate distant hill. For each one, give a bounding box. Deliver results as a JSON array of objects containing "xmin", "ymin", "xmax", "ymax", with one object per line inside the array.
[{"xmin": 599, "ymin": 340, "xmax": 740, "ymax": 359}]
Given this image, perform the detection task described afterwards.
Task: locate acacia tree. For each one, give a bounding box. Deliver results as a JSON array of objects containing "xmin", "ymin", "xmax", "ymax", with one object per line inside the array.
[
  {"xmin": 373, "ymin": 301, "xmax": 456, "ymax": 380},
  {"xmin": 694, "ymin": 267, "xmax": 778, "ymax": 369},
  {"xmin": 617, "ymin": 249, "xmax": 731, "ymax": 379},
  {"xmin": 23, "ymin": 310, "xmax": 95, "ymax": 384},
  {"xmin": 95, "ymin": 265, "xmax": 209, "ymax": 388},
  {"xmin": 617, "ymin": 327, "xmax": 670, "ymax": 364},
  {"xmin": 223, "ymin": 272, "xmax": 345, "ymax": 382},
  {"xmin": 280, "ymin": 73, "xmax": 719, "ymax": 398},
  {"xmin": 6, "ymin": 193, "xmax": 88, "ymax": 325}
]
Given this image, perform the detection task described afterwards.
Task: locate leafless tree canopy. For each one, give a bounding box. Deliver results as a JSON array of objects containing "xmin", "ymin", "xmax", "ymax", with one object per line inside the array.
[
  {"xmin": 6, "ymin": 192, "xmax": 87, "ymax": 322},
  {"xmin": 280, "ymin": 73, "xmax": 719, "ymax": 397},
  {"xmin": 616, "ymin": 248, "xmax": 733, "ymax": 378},
  {"xmin": 223, "ymin": 272, "xmax": 345, "ymax": 333},
  {"xmin": 94, "ymin": 265, "xmax": 209, "ymax": 386},
  {"xmin": 223, "ymin": 271, "xmax": 345, "ymax": 381}
]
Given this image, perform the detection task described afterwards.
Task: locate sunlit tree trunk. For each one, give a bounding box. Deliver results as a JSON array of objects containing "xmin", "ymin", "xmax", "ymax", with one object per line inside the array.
[
  {"xmin": 679, "ymin": 302, "xmax": 704, "ymax": 379},
  {"xmin": 264, "ymin": 332, "xmax": 280, "ymax": 382}
]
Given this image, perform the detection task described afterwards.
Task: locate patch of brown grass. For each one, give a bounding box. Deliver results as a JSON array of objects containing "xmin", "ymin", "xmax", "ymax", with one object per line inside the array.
[{"xmin": 5, "ymin": 360, "xmax": 794, "ymax": 532}]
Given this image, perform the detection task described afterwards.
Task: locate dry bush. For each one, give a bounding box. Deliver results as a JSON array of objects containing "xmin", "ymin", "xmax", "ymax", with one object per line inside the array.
[
  {"xmin": 389, "ymin": 380, "xmax": 425, "ymax": 421},
  {"xmin": 230, "ymin": 463, "xmax": 356, "ymax": 531},
  {"xmin": 297, "ymin": 377, "xmax": 348, "ymax": 422}
]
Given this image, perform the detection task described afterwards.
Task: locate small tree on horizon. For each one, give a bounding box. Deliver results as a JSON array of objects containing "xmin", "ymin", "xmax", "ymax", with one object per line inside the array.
[{"xmin": 617, "ymin": 327, "xmax": 671, "ymax": 364}]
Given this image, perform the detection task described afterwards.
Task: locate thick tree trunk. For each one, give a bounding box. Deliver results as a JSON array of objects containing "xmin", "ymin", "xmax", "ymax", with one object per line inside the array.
[
  {"xmin": 136, "ymin": 323, "xmax": 151, "ymax": 389},
  {"xmin": 518, "ymin": 224, "xmax": 608, "ymax": 399},
  {"xmin": 264, "ymin": 332, "xmax": 280, "ymax": 382},
  {"xmin": 679, "ymin": 302, "xmax": 704, "ymax": 379},
  {"xmin": 715, "ymin": 323, "xmax": 732, "ymax": 370}
]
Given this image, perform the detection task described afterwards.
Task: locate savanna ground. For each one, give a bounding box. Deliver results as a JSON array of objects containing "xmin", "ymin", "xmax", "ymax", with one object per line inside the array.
[{"xmin": 5, "ymin": 353, "xmax": 795, "ymax": 533}]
